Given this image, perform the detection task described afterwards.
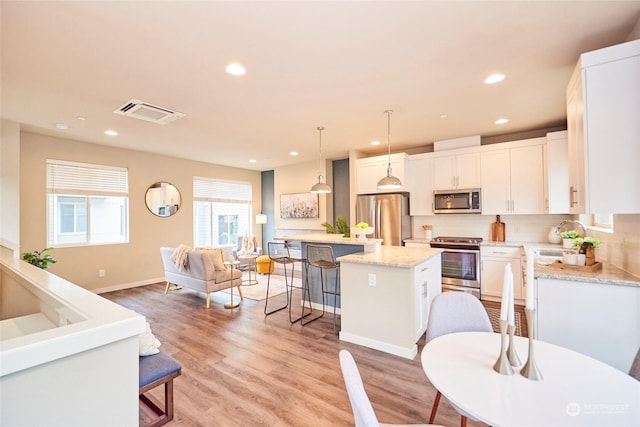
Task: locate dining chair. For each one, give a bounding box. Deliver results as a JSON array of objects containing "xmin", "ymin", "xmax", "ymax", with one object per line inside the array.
[
  {"xmin": 339, "ymin": 350, "xmax": 443, "ymax": 427},
  {"xmin": 424, "ymin": 292, "xmax": 493, "ymax": 427},
  {"xmin": 629, "ymin": 347, "xmax": 640, "ymax": 381}
]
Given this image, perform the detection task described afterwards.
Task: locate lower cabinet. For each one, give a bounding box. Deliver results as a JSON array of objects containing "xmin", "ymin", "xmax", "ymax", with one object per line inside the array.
[
  {"xmin": 480, "ymin": 246, "xmax": 523, "ymax": 301},
  {"xmin": 339, "ymin": 253, "xmax": 442, "ymax": 359},
  {"xmin": 537, "ymin": 278, "xmax": 640, "ymax": 372}
]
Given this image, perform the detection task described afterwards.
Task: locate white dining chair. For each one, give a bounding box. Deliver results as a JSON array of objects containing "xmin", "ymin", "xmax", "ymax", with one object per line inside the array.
[
  {"xmin": 629, "ymin": 347, "xmax": 640, "ymax": 381},
  {"xmin": 339, "ymin": 349, "xmax": 443, "ymax": 427},
  {"xmin": 424, "ymin": 292, "xmax": 493, "ymax": 427}
]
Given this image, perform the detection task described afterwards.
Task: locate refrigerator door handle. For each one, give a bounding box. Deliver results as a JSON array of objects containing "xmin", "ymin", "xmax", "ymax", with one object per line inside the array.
[{"xmin": 375, "ymin": 199, "xmax": 381, "ymax": 239}]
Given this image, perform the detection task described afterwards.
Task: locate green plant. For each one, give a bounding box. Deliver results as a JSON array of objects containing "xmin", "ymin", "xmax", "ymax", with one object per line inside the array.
[
  {"xmin": 573, "ymin": 236, "xmax": 601, "ymax": 248},
  {"xmin": 321, "ymin": 215, "xmax": 350, "ymax": 237},
  {"xmin": 22, "ymin": 247, "xmax": 57, "ymax": 269},
  {"xmin": 560, "ymin": 230, "xmax": 581, "ymax": 239}
]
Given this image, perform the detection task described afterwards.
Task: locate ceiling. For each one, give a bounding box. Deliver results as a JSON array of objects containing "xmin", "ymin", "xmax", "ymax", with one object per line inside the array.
[{"xmin": 2, "ymin": 1, "xmax": 640, "ymax": 171}]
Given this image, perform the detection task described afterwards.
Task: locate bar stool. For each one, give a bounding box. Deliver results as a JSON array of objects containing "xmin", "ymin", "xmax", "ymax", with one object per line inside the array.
[
  {"xmin": 264, "ymin": 241, "xmax": 310, "ymax": 323},
  {"xmin": 302, "ymin": 244, "xmax": 340, "ymax": 333}
]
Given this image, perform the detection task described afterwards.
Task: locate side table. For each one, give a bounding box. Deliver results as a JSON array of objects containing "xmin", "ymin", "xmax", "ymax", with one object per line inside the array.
[
  {"xmin": 238, "ymin": 255, "xmax": 259, "ymax": 286},
  {"xmin": 223, "ymin": 261, "xmax": 241, "ymax": 309}
]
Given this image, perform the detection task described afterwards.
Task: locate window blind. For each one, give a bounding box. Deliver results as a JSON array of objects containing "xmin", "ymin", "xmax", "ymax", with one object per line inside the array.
[
  {"xmin": 193, "ymin": 177, "xmax": 251, "ymax": 203},
  {"xmin": 47, "ymin": 159, "xmax": 128, "ymax": 196}
]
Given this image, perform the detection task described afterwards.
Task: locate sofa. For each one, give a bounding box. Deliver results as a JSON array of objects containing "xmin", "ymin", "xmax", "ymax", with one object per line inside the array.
[{"xmin": 160, "ymin": 247, "xmax": 243, "ymax": 308}]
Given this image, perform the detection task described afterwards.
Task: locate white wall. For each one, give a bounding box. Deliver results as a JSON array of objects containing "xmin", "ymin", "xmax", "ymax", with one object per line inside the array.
[
  {"xmin": 588, "ymin": 214, "xmax": 640, "ymax": 277},
  {"xmin": 1, "ymin": 119, "xmax": 20, "ymax": 252}
]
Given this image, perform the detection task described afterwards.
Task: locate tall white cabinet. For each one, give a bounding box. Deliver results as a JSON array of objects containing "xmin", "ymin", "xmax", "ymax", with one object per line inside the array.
[
  {"xmin": 566, "ymin": 38, "xmax": 640, "ymax": 214},
  {"xmin": 480, "ymin": 138, "xmax": 545, "ymax": 215},
  {"xmin": 406, "ymin": 154, "xmax": 434, "ymax": 215}
]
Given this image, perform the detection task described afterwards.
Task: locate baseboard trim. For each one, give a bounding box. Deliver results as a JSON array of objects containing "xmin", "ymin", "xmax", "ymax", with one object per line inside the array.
[{"xmin": 94, "ymin": 277, "xmax": 164, "ymax": 294}]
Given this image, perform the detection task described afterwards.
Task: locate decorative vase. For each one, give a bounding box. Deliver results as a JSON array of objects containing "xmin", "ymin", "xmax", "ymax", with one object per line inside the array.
[
  {"xmin": 562, "ymin": 238, "xmax": 574, "ymax": 249},
  {"xmin": 585, "ymin": 244, "xmax": 596, "ymax": 266},
  {"xmin": 548, "ymin": 226, "xmax": 562, "ymax": 244}
]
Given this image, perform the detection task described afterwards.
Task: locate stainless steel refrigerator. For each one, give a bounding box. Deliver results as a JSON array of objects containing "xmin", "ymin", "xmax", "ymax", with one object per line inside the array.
[{"xmin": 355, "ymin": 192, "xmax": 411, "ymax": 246}]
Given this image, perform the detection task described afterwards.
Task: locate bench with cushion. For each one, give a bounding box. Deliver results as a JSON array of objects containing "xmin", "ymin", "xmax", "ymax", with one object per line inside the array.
[{"xmin": 139, "ymin": 352, "xmax": 182, "ymax": 427}]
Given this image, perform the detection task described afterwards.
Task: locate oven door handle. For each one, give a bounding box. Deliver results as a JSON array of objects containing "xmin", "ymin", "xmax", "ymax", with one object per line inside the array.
[{"xmin": 432, "ymin": 247, "xmax": 480, "ymax": 254}]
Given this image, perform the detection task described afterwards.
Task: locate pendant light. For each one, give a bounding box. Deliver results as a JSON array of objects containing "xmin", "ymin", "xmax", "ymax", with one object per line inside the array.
[
  {"xmin": 310, "ymin": 126, "xmax": 332, "ymax": 194},
  {"xmin": 377, "ymin": 110, "xmax": 402, "ymax": 190}
]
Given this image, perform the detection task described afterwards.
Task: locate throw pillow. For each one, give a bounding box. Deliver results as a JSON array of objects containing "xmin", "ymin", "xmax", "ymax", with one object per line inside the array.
[
  {"xmin": 139, "ymin": 321, "xmax": 161, "ymax": 356},
  {"xmin": 196, "ymin": 247, "xmax": 227, "ymax": 270}
]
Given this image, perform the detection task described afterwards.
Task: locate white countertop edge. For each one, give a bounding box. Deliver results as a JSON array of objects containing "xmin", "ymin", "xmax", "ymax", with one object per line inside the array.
[
  {"xmin": 276, "ymin": 233, "xmax": 383, "ymax": 246},
  {"xmin": 337, "ymin": 246, "xmax": 442, "ymax": 268},
  {"xmin": 0, "ymin": 257, "xmax": 145, "ymax": 376}
]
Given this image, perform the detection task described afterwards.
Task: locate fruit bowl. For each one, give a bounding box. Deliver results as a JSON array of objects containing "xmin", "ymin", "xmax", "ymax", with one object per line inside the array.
[{"xmin": 350, "ymin": 227, "xmax": 374, "ymax": 241}]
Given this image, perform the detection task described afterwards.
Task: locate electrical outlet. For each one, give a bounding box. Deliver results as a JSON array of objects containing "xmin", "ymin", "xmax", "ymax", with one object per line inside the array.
[
  {"xmin": 99, "ymin": 269, "xmax": 106, "ymax": 278},
  {"xmin": 368, "ymin": 273, "xmax": 376, "ymax": 287}
]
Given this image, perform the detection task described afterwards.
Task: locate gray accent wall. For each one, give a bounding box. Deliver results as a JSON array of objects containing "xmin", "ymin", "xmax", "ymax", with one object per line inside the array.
[
  {"xmin": 261, "ymin": 170, "xmax": 275, "ymax": 247},
  {"xmin": 332, "ymin": 158, "xmax": 350, "ymax": 223}
]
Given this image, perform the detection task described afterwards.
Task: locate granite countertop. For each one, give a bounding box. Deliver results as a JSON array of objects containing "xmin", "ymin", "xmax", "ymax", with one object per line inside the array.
[
  {"xmin": 535, "ymin": 262, "xmax": 640, "ymax": 287},
  {"xmin": 276, "ymin": 233, "xmax": 383, "ymax": 246},
  {"xmin": 337, "ymin": 246, "xmax": 443, "ymax": 268}
]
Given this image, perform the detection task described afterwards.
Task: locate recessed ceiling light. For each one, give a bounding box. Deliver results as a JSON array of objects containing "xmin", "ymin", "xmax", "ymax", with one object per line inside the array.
[
  {"xmin": 249, "ymin": 159, "xmax": 257, "ymax": 163},
  {"xmin": 55, "ymin": 123, "xmax": 69, "ymax": 130},
  {"xmin": 439, "ymin": 114, "xmax": 448, "ymax": 119},
  {"xmin": 484, "ymin": 74, "xmax": 506, "ymax": 84},
  {"xmin": 494, "ymin": 118, "xmax": 509, "ymax": 125},
  {"xmin": 77, "ymin": 116, "xmax": 86, "ymax": 121},
  {"xmin": 289, "ymin": 151, "xmax": 298, "ymax": 156},
  {"xmin": 104, "ymin": 130, "xmax": 119, "ymax": 136},
  {"xmin": 371, "ymin": 140, "xmax": 380, "ymax": 146},
  {"xmin": 225, "ymin": 63, "xmax": 246, "ymax": 76}
]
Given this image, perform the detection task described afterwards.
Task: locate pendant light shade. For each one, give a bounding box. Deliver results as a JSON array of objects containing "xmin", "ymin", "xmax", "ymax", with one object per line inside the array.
[
  {"xmin": 377, "ymin": 110, "xmax": 402, "ymax": 190},
  {"xmin": 310, "ymin": 126, "xmax": 332, "ymax": 194}
]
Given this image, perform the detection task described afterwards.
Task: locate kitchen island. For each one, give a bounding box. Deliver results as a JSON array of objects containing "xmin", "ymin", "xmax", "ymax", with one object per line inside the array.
[
  {"xmin": 275, "ymin": 233, "xmax": 383, "ymax": 308},
  {"xmin": 338, "ymin": 246, "xmax": 442, "ymax": 359}
]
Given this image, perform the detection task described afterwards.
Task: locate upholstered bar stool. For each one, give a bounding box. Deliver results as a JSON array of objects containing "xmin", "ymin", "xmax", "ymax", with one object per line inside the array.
[
  {"xmin": 264, "ymin": 241, "xmax": 310, "ymax": 323},
  {"xmin": 302, "ymin": 244, "xmax": 340, "ymax": 333}
]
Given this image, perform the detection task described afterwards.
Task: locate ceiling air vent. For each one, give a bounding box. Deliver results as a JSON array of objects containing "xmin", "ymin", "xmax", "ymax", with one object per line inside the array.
[{"xmin": 114, "ymin": 99, "xmax": 185, "ymax": 125}]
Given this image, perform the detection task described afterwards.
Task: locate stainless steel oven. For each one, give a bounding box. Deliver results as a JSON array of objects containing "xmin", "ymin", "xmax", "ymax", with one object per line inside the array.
[{"xmin": 429, "ymin": 236, "xmax": 482, "ymax": 298}]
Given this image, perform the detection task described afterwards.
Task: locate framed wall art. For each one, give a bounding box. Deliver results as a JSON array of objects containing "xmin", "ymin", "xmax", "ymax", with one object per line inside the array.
[{"xmin": 280, "ymin": 192, "xmax": 319, "ymax": 219}]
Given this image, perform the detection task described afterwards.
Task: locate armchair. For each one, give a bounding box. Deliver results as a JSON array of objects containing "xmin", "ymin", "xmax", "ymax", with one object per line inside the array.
[{"xmin": 231, "ymin": 235, "xmax": 263, "ymax": 270}]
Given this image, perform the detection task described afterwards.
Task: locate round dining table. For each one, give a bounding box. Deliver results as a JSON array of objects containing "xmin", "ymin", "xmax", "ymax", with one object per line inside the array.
[{"xmin": 421, "ymin": 332, "xmax": 640, "ymax": 427}]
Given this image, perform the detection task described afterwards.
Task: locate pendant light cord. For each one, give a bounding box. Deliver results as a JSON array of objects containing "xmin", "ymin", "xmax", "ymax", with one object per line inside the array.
[
  {"xmin": 317, "ymin": 126, "xmax": 324, "ymax": 174},
  {"xmin": 385, "ymin": 110, "xmax": 393, "ymax": 170}
]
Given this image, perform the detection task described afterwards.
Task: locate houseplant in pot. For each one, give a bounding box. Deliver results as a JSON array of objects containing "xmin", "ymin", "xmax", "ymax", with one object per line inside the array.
[
  {"xmin": 22, "ymin": 247, "xmax": 57, "ymax": 269},
  {"xmin": 560, "ymin": 230, "xmax": 581, "ymax": 249}
]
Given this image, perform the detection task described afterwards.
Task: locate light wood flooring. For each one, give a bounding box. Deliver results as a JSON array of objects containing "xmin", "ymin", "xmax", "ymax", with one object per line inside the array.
[{"xmin": 103, "ymin": 282, "xmax": 524, "ymax": 427}]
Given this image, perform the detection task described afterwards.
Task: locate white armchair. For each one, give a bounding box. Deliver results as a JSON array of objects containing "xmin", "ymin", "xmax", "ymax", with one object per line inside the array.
[{"xmin": 231, "ymin": 235, "xmax": 262, "ymax": 269}]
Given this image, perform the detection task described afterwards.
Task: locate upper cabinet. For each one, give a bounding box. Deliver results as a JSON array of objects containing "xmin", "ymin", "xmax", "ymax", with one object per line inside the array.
[
  {"xmin": 480, "ymin": 139, "xmax": 545, "ymax": 215},
  {"xmin": 355, "ymin": 153, "xmax": 407, "ymax": 194},
  {"xmin": 432, "ymin": 150, "xmax": 480, "ymax": 190},
  {"xmin": 406, "ymin": 154, "xmax": 434, "ymax": 215},
  {"xmin": 566, "ymin": 39, "xmax": 640, "ymax": 214},
  {"xmin": 544, "ymin": 131, "xmax": 570, "ymax": 214}
]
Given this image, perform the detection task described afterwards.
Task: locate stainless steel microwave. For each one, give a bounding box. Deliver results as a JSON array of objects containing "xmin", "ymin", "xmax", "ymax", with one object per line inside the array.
[{"xmin": 433, "ymin": 188, "xmax": 481, "ymax": 214}]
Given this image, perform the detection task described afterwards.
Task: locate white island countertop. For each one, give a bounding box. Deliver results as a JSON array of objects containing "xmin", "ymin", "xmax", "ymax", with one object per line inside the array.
[
  {"xmin": 277, "ymin": 232, "xmax": 382, "ymax": 246},
  {"xmin": 338, "ymin": 246, "xmax": 442, "ymax": 268}
]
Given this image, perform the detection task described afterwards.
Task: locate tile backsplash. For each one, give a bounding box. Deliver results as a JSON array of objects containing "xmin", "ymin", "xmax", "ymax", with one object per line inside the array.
[{"xmin": 588, "ymin": 214, "xmax": 640, "ymax": 277}]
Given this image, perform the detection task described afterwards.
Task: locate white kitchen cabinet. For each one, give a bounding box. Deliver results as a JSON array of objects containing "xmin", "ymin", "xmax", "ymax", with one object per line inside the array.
[
  {"xmin": 406, "ymin": 154, "xmax": 433, "ymax": 215},
  {"xmin": 537, "ymin": 277, "xmax": 640, "ymax": 372},
  {"xmin": 544, "ymin": 131, "xmax": 570, "ymax": 214},
  {"xmin": 480, "ymin": 245, "xmax": 523, "ymax": 302},
  {"xmin": 355, "ymin": 153, "xmax": 407, "ymax": 194},
  {"xmin": 566, "ymin": 39, "xmax": 640, "ymax": 214},
  {"xmin": 432, "ymin": 150, "xmax": 480, "ymax": 190},
  {"xmin": 414, "ymin": 256, "xmax": 441, "ymax": 340},
  {"xmin": 480, "ymin": 139, "xmax": 545, "ymax": 215}
]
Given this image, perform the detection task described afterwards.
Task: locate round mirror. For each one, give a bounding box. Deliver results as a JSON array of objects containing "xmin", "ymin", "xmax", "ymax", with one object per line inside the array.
[{"xmin": 145, "ymin": 182, "xmax": 181, "ymax": 217}]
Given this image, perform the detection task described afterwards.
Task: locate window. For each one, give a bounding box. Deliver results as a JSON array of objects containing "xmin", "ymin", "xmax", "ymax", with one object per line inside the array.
[
  {"xmin": 47, "ymin": 159, "xmax": 129, "ymax": 246},
  {"xmin": 193, "ymin": 177, "xmax": 252, "ymax": 248},
  {"xmin": 592, "ymin": 213, "xmax": 613, "ymax": 230}
]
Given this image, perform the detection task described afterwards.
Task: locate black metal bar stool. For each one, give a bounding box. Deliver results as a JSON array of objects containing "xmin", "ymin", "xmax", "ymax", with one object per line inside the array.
[
  {"xmin": 264, "ymin": 241, "xmax": 310, "ymax": 323},
  {"xmin": 302, "ymin": 244, "xmax": 340, "ymax": 333}
]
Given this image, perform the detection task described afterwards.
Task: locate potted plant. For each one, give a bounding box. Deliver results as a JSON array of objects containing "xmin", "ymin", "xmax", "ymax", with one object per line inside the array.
[
  {"xmin": 22, "ymin": 247, "xmax": 57, "ymax": 269},
  {"xmin": 560, "ymin": 230, "xmax": 581, "ymax": 249},
  {"xmin": 321, "ymin": 215, "xmax": 350, "ymax": 237}
]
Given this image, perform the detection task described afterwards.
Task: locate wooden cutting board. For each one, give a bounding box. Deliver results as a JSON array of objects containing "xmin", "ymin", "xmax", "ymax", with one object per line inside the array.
[{"xmin": 492, "ymin": 215, "xmax": 505, "ymax": 242}]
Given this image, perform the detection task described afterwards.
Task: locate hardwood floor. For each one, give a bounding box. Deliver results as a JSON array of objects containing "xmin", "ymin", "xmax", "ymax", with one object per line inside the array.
[{"xmin": 103, "ymin": 283, "xmax": 496, "ymax": 427}]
